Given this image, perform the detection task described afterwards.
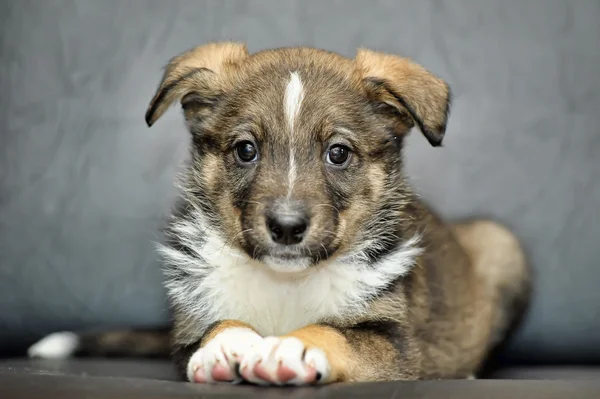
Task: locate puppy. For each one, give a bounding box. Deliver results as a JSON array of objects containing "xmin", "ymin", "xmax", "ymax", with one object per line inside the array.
[{"xmin": 29, "ymin": 43, "xmax": 531, "ymax": 385}]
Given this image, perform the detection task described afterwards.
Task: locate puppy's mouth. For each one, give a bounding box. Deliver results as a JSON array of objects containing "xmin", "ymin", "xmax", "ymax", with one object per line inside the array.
[
  {"xmin": 261, "ymin": 253, "xmax": 312, "ymax": 273},
  {"xmin": 254, "ymin": 245, "xmax": 332, "ymax": 273}
]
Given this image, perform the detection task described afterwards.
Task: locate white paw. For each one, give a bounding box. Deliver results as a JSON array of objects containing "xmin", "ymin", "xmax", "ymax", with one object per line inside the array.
[
  {"xmin": 239, "ymin": 336, "xmax": 330, "ymax": 386},
  {"xmin": 186, "ymin": 328, "xmax": 262, "ymax": 383},
  {"xmin": 27, "ymin": 332, "xmax": 80, "ymax": 359}
]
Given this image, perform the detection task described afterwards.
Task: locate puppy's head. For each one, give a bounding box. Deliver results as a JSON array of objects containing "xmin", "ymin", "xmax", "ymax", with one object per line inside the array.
[{"xmin": 147, "ymin": 42, "xmax": 450, "ymax": 273}]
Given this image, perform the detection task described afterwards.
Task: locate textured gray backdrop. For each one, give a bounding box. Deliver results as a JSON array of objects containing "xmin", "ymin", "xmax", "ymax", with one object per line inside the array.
[{"xmin": 1, "ymin": 0, "xmax": 599, "ymax": 362}]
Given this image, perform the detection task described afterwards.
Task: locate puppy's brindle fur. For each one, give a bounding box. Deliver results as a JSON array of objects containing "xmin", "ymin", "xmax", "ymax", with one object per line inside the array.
[
  {"xmin": 142, "ymin": 42, "xmax": 531, "ymax": 382},
  {"xmin": 35, "ymin": 43, "xmax": 530, "ymax": 383}
]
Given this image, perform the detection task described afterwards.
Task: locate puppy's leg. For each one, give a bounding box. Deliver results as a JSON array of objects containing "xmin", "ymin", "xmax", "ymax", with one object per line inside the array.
[
  {"xmin": 238, "ymin": 321, "xmax": 421, "ymax": 385},
  {"xmin": 172, "ymin": 320, "xmax": 262, "ymax": 383},
  {"xmin": 452, "ymin": 220, "xmax": 532, "ymax": 349}
]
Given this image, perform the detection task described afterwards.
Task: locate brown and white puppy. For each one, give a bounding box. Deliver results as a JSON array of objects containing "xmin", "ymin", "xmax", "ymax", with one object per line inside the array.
[{"xmin": 28, "ymin": 43, "xmax": 531, "ymax": 385}]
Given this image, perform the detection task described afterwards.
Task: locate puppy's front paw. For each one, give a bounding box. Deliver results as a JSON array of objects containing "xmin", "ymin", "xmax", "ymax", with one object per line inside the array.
[
  {"xmin": 239, "ymin": 336, "xmax": 330, "ymax": 386},
  {"xmin": 187, "ymin": 328, "xmax": 262, "ymax": 384}
]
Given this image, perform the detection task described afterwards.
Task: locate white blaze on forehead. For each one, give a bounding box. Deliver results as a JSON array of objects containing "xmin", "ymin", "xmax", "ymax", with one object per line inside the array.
[
  {"xmin": 283, "ymin": 72, "xmax": 304, "ymax": 197},
  {"xmin": 284, "ymin": 72, "xmax": 304, "ymax": 130}
]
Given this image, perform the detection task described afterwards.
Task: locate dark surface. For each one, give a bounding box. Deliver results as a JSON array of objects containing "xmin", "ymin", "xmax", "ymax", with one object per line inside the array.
[
  {"xmin": 2, "ymin": 359, "xmax": 600, "ymax": 398},
  {"xmin": 3, "ymin": 371, "xmax": 600, "ymax": 399},
  {"xmin": 1, "ymin": 0, "xmax": 600, "ymax": 366},
  {"xmin": 3, "ymin": 358, "xmax": 600, "ymax": 381},
  {"xmin": 488, "ymin": 366, "xmax": 600, "ymax": 381},
  {"xmin": 1, "ymin": 358, "xmax": 181, "ymax": 382}
]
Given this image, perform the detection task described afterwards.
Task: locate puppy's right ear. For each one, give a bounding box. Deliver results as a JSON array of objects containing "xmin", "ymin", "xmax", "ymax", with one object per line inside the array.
[{"xmin": 145, "ymin": 42, "xmax": 248, "ymax": 127}]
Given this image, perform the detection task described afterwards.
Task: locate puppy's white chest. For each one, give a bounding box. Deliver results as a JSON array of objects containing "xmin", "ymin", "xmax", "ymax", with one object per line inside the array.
[{"xmin": 203, "ymin": 259, "xmax": 361, "ymax": 336}]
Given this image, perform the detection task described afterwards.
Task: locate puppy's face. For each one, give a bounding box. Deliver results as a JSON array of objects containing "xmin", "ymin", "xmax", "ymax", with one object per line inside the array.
[{"xmin": 146, "ymin": 43, "xmax": 450, "ymax": 272}]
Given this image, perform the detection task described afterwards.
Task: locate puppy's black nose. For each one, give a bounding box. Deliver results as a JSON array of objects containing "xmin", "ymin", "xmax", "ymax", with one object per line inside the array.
[{"xmin": 266, "ymin": 212, "xmax": 308, "ymax": 245}]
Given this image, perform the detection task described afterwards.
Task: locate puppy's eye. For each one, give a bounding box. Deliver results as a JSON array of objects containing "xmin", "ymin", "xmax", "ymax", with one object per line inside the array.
[
  {"xmin": 235, "ymin": 141, "xmax": 258, "ymax": 163},
  {"xmin": 326, "ymin": 145, "xmax": 351, "ymax": 166}
]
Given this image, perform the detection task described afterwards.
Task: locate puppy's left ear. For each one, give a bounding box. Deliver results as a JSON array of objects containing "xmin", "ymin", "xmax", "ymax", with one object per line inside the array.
[{"xmin": 354, "ymin": 49, "xmax": 451, "ymax": 146}]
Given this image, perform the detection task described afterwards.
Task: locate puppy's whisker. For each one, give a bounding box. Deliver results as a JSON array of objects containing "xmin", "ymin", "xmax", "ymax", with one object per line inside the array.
[
  {"xmin": 320, "ymin": 243, "xmax": 329, "ymax": 261},
  {"xmin": 226, "ymin": 229, "xmax": 253, "ymax": 246},
  {"xmin": 211, "ymin": 230, "xmax": 248, "ymax": 258},
  {"xmin": 314, "ymin": 203, "xmax": 341, "ymax": 215},
  {"xmin": 237, "ymin": 200, "xmax": 265, "ymax": 213},
  {"xmin": 251, "ymin": 244, "xmax": 261, "ymax": 261},
  {"xmin": 306, "ymin": 246, "xmax": 313, "ymax": 257},
  {"xmin": 321, "ymin": 230, "xmax": 337, "ymax": 239}
]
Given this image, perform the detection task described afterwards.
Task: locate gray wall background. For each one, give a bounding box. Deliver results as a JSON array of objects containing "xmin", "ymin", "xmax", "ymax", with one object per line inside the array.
[{"xmin": 1, "ymin": 0, "xmax": 599, "ymax": 362}]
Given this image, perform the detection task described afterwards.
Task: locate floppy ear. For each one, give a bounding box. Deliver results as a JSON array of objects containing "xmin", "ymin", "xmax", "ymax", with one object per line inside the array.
[
  {"xmin": 354, "ymin": 48, "xmax": 451, "ymax": 146},
  {"xmin": 145, "ymin": 42, "xmax": 248, "ymax": 127}
]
